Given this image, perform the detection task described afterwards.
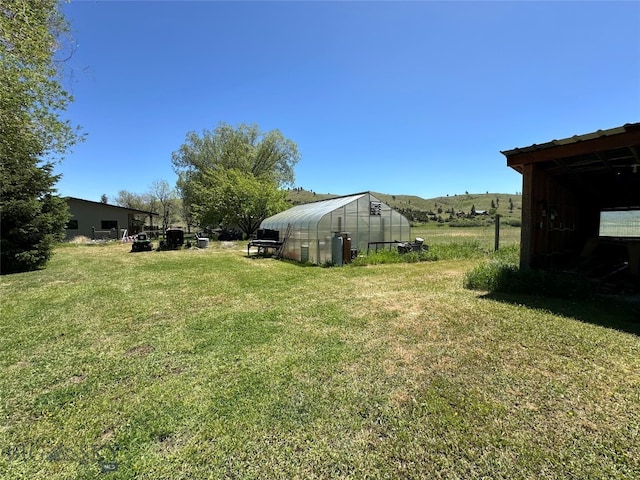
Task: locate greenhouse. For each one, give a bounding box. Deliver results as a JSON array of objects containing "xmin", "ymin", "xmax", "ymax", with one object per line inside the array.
[{"xmin": 259, "ymin": 192, "xmax": 411, "ymax": 265}]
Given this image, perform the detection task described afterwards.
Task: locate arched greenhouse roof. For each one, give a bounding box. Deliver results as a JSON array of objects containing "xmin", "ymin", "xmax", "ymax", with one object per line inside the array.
[{"xmin": 262, "ymin": 192, "xmax": 369, "ymax": 227}]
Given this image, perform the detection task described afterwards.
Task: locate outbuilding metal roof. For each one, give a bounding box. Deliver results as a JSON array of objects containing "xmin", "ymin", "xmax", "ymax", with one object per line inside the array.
[
  {"xmin": 501, "ymin": 123, "xmax": 640, "ymax": 157},
  {"xmin": 66, "ymin": 197, "xmax": 159, "ymax": 216},
  {"xmin": 502, "ymin": 122, "xmax": 640, "ymax": 172},
  {"xmin": 502, "ymin": 122, "xmax": 640, "ymax": 206}
]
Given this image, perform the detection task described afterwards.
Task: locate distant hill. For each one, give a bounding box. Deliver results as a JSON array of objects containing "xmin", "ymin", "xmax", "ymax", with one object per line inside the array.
[
  {"xmin": 285, "ymin": 188, "xmax": 337, "ymax": 205},
  {"xmin": 285, "ymin": 188, "xmax": 522, "ymax": 224}
]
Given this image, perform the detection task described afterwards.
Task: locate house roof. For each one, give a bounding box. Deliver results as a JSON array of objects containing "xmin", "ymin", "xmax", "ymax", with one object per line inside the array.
[{"xmin": 66, "ymin": 197, "xmax": 159, "ymax": 216}]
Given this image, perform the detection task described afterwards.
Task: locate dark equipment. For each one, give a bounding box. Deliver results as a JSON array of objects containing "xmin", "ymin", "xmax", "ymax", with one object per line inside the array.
[
  {"xmin": 256, "ymin": 229, "xmax": 280, "ymax": 242},
  {"xmin": 131, "ymin": 232, "xmax": 153, "ymax": 252},
  {"xmin": 397, "ymin": 237, "xmax": 428, "ymax": 254},
  {"xmin": 218, "ymin": 228, "xmax": 243, "ymax": 241},
  {"xmin": 161, "ymin": 228, "xmax": 184, "ymax": 250}
]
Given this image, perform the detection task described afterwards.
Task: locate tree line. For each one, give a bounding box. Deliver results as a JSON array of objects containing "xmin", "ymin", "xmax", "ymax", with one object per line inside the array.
[
  {"xmin": 108, "ymin": 179, "xmax": 182, "ymax": 233},
  {"xmin": 109, "ymin": 123, "xmax": 300, "ymax": 238}
]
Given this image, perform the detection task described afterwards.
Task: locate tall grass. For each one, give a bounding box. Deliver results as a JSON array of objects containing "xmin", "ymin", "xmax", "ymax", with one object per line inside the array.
[
  {"xmin": 352, "ymin": 240, "xmax": 498, "ymax": 266},
  {"xmin": 463, "ymin": 246, "xmax": 594, "ymax": 298}
]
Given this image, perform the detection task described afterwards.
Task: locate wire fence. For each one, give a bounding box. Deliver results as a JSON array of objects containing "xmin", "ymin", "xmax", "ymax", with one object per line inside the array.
[{"xmin": 410, "ymin": 224, "xmax": 521, "ymax": 251}]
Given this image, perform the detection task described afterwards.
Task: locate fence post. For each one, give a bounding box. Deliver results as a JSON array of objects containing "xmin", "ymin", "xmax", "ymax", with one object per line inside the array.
[{"xmin": 494, "ymin": 214, "xmax": 501, "ymax": 251}]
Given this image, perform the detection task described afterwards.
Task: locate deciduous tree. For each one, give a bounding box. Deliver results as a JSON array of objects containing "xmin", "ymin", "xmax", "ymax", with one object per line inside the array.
[
  {"xmin": 114, "ymin": 190, "xmax": 145, "ymax": 210},
  {"xmin": 193, "ymin": 168, "xmax": 287, "ymax": 238},
  {"xmin": 149, "ymin": 179, "xmax": 178, "ymax": 231},
  {"xmin": 172, "ymin": 123, "xmax": 299, "ymax": 237}
]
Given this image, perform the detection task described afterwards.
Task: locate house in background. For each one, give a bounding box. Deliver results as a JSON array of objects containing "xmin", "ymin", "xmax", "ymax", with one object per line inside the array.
[
  {"xmin": 64, "ymin": 197, "xmax": 158, "ymax": 241},
  {"xmin": 503, "ymin": 122, "xmax": 640, "ymax": 283}
]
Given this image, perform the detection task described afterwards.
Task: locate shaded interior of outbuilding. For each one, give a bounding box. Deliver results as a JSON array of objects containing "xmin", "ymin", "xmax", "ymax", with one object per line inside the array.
[{"xmin": 503, "ymin": 123, "xmax": 640, "ymax": 292}]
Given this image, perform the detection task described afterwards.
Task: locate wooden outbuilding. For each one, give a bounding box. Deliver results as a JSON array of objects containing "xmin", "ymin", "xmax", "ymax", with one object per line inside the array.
[{"xmin": 502, "ymin": 123, "xmax": 640, "ymax": 281}]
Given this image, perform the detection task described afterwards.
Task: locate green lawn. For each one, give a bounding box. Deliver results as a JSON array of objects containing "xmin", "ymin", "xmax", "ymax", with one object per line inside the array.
[{"xmin": 0, "ymin": 241, "xmax": 638, "ymax": 479}]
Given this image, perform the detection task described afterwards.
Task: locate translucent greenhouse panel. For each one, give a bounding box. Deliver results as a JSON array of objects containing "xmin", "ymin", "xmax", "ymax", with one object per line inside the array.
[
  {"xmin": 296, "ymin": 224, "xmax": 312, "ymax": 263},
  {"xmin": 389, "ymin": 217, "xmax": 404, "ymax": 241},
  {"xmin": 319, "ymin": 236, "xmax": 332, "ymax": 264},
  {"xmin": 318, "ymin": 214, "xmax": 331, "ymax": 237},
  {"xmin": 307, "ymin": 221, "xmax": 319, "ymax": 264},
  {"xmin": 309, "ymin": 240, "xmax": 319, "ymax": 264},
  {"xmin": 390, "ymin": 215, "xmax": 403, "ymax": 243},
  {"xmin": 344, "ymin": 201, "xmax": 359, "ymax": 248},
  {"xmin": 355, "ymin": 222, "xmax": 371, "ymax": 252},
  {"xmin": 369, "ymin": 215, "xmax": 383, "ymax": 244},
  {"xmin": 356, "ymin": 215, "xmax": 369, "ymax": 253},
  {"xmin": 353, "ymin": 195, "xmax": 368, "ymax": 253},
  {"xmin": 311, "ymin": 213, "xmax": 329, "ymax": 264},
  {"xmin": 390, "ymin": 218, "xmax": 399, "ymax": 243},
  {"xmin": 283, "ymin": 237, "xmax": 298, "ymax": 261},
  {"xmin": 329, "ymin": 209, "xmax": 346, "ymax": 234}
]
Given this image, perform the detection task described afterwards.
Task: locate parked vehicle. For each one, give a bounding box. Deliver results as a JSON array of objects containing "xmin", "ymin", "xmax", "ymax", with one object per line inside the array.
[{"xmin": 131, "ymin": 232, "xmax": 153, "ymax": 252}]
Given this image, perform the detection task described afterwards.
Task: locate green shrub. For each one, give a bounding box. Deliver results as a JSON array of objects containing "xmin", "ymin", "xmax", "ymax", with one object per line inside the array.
[{"xmin": 448, "ymin": 219, "xmax": 486, "ymax": 228}]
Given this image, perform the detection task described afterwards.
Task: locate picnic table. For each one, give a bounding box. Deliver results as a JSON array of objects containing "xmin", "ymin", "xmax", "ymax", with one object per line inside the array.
[{"xmin": 247, "ymin": 239, "xmax": 283, "ymax": 257}]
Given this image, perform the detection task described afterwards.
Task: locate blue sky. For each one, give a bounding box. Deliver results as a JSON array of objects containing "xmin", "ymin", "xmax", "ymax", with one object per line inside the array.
[{"xmin": 55, "ymin": 0, "xmax": 640, "ymax": 202}]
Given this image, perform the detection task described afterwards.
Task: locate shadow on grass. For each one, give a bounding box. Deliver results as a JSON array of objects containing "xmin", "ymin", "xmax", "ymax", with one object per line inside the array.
[{"xmin": 480, "ymin": 291, "xmax": 640, "ymax": 336}]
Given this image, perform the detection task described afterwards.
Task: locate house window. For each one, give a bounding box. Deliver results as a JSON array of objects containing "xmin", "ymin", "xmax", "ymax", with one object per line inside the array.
[
  {"xmin": 599, "ymin": 210, "xmax": 640, "ymax": 238},
  {"xmin": 66, "ymin": 219, "xmax": 79, "ymax": 229},
  {"xmin": 370, "ymin": 201, "xmax": 382, "ymax": 216},
  {"xmin": 101, "ymin": 220, "xmax": 118, "ymax": 230}
]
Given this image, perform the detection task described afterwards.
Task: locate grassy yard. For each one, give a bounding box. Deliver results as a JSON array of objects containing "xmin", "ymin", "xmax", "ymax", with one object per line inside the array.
[{"xmin": 0, "ymin": 241, "xmax": 638, "ymax": 479}]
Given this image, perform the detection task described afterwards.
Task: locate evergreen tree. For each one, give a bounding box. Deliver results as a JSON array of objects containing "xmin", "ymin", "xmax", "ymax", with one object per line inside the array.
[{"xmin": 1, "ymin": 1, "xmax": 82, "ymax": 273}]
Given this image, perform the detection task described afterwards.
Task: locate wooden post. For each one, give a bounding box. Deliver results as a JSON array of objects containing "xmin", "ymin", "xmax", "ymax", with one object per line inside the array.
[
  {"xmin": 520, "ymin": 164, "xmax": 535, "ymax": 270},
  {"xmin": 494, "ymin": 214, "xmax": 501, "ymax": 251}
]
